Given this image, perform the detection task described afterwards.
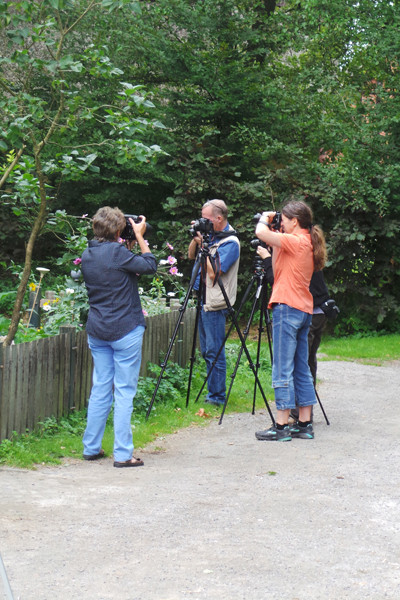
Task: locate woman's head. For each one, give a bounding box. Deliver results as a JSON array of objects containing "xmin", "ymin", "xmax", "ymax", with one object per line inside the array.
[
  {"xmin": 92, "ymin": 206, "xmax": 126, "ymax": 242},
  {"xmin": 281, "ymin": 200, "xmax": 327, "ymax": 270},
  {"xmin": 281, "ymin": 201, "xmax": 313, "ymax": 230}
]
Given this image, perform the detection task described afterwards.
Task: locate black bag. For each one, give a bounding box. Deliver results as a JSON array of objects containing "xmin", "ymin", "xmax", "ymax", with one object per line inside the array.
[{"xmin": 321, "ymin": 298, "xmax": 340, "ymax": 320}]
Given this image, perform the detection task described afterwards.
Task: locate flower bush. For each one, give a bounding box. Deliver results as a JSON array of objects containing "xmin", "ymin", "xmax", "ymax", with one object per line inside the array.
[{"xmin": 40, "ymin": 234, "xmax": 191, "ymax": 332}]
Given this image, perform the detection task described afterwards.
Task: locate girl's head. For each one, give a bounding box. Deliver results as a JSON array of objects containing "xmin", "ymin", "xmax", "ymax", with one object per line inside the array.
[
  {"xmin": 281, "ymin": 200, "xmax": 327, "ymax": 271},
  {"xmin": 281, "ymin": 201, "xmax": 313, "ymax": 230}
]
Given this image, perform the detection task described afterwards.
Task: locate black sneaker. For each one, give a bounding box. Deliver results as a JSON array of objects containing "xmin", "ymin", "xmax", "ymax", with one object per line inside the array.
[
  {"xmin": 290, "ymin": 422, "xmax": 314, "ymax": 439},
  {"xmin": 255, "ymin": 425, "xmax": 292, "ymax": 442}
]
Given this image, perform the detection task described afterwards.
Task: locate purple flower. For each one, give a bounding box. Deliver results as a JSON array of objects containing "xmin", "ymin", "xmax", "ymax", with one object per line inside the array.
[{"xmin": 73, "ymin": 258, "xmax": 82, "ymax": 265}]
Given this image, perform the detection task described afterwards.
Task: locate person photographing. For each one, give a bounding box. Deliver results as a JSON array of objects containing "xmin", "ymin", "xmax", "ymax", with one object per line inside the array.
[
  {"xmin": 254, "ymin": 200, "xmax": 327, "ymax": 441},
  {"xmin": 81, "ymin": 206, "xmax": 157, "ymax": 466},
  {"xmin": 188, "ymin": 199, "xmax": 240, "ymax": 406}
]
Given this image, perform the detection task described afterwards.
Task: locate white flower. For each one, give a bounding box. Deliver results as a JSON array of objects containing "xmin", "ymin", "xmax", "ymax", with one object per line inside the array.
[
  {"xmin": 159, "ymin": 259, "xmax": 169, "ymax": 265},
  {"xmin": 167, "ymin": 292, "xmax": 176, "ymax": 297},
  {"xmin": 138, "ymin": 287, "xmax": 144, "ymax": 294},
  {"xmin": 36, "ymin": 267, "xmax": 50, "ymax": 273},
  {"xmin": 65, "ymin": 288, "xmax": 75, "ymax": 295},
  {"xmin": 176, "ymin": 272, "xmax": 183, "ymax": 277},
  {"xmin": 42, "ymin": 303, "xmax": 51, "ymax": 312}
]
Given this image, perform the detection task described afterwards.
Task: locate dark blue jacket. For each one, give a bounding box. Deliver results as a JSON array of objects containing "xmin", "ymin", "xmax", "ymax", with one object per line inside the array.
[{"xmin": 82, "ymin": 240, "xmax": 157, "ymax": 341}]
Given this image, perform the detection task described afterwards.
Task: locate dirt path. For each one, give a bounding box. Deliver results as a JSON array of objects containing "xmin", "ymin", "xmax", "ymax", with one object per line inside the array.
[{"xmin": 1, "ymin": 360, "xmax": 400, "ymax": 600}]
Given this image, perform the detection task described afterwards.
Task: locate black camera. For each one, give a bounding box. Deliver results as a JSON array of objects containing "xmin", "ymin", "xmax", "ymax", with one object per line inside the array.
[
  {"xmin": 190, "ymin": 217, "xmax": 214, "ymax": 237},
  {"xmin": 121, "ymin": 214, "xmax": 150, "ymax": 241},
  {"xmin": 250, "ymin": 239, "xmax": 268, "ymax": 250},
  {"xmin": 254, "ymin": 212, "xmax": 282, "ymax": 231}
]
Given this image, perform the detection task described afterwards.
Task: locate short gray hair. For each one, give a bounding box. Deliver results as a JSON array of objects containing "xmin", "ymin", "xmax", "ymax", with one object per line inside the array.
[{"xmin": 202, "ymin": 199, "xmax": 228, "ymax": 220}]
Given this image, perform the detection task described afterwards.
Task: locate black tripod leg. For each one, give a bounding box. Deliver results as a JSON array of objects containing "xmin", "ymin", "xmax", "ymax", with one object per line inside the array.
[
  {"xmin": 145, "ymin": 256, "xmax": 202, "ymax": 420},
  {"xmin": 252, "ymin": 295, "xmax": 266, "ymax": 415},
  {"xmin": 185, "ymin": 294, "xmax": 202, "ymax": 407},
  {"xmin": 252, "ymin": 284, "xmax": 273, "ymax": 412},
  {"xmin": 194, "ymin": 273, "xmax": 257, "ymax": 404},
  {"xmin": 219, "ymin": 278, "xmax": 262, "ymax": 423},
  {"xmin": 315, "ymin": 387, "xmax": 330, "ymax": 425},
  {"xmin": 217, "ymin": 279, "xmax": 275, "ymax": 425}
]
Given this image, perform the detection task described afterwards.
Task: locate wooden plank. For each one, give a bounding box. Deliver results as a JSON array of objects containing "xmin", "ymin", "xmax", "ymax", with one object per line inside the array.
[
  {"xmin": 12, "ymin": 344, "xmax": 23, "ymax": 435},
  {"xmin": 26, "ymin": 340, "xmax": 37, "ymax": 431},
  {"xmin": 43, "ymin": 337, "xmax": 54, "ymax": 420},
  {"xmin": 0, "ymin": 346, "xmax": 11, "ymax": 441},
  {"xmin": 34, "ymin": 339, "xmax": 45, "ymax": 424},
  {"xmin": 62, "ymin": 331, "xmax": 72, "ymax": 415}
]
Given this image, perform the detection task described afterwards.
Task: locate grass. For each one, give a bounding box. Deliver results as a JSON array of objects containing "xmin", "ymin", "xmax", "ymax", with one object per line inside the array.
[
  {"xmin": 0, "ymin": 341, "xmax": 272, "ymax": 469},
  {"xmin": 319, "ymin": 333, "xmax": 400, "ymax": 365},
  {"xmin": 1, "ymin": 333, "xmax": 398, "ymax": 468}
]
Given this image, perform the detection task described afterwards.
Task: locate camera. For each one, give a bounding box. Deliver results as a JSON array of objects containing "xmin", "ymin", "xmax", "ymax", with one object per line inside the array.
[
  {"xmin": 190, "ymin": 217, "xmax": 214, "ymax": 237},
  {"xmin": 254, "ymin": 212, "xmax": 282, "ymax": 231},
  {"xmin": 250, "ymin": 239, "xmax": 268, "ymax": 250},
  {"xmin": 121, "ymin": 214, "xmax": 150, "ymax": 241}
]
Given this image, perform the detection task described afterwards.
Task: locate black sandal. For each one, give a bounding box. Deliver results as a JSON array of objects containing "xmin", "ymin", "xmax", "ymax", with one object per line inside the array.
[
  {"xmin": 83, "ymin": 449, "xmax": 105, "ymax": 461},
  {"xmin": 113, "ymin": 457, "xmax": 144, "ymax": 468}
]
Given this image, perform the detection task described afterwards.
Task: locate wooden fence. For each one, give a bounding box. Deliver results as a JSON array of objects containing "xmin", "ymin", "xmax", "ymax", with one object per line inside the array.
[{"xmin": 0, "ymin": 308, "xmax": 197, "ymax": 442}]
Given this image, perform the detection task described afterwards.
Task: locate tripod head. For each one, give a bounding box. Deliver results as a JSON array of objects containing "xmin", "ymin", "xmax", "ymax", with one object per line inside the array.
[{"xmin": 250, "ymin": 239, "xmax": 271, "ymax": 278}]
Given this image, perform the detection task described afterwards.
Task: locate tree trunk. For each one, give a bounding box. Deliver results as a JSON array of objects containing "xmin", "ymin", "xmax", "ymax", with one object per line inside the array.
[{"xmin": 3, "ymin": 154, "xmax": 48, "ymax": 346}]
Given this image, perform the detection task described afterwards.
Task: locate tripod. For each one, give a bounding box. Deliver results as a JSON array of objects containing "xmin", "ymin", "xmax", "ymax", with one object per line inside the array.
[
  {"xmin": 214, "ymin": 255, "xmax": 273, "ymax": 424},
  {"xmin": 146, "ymin": 233, "xmax": 275, "ymax": 426}
]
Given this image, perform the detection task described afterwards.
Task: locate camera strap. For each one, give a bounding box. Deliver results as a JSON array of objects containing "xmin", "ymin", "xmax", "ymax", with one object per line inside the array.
[{"xmin": 211, "ymin": 251, "xmax": 222, "ymax": 287}]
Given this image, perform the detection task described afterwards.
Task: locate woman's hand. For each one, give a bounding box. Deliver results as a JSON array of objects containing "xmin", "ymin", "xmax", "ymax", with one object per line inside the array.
[
  {"xmin": 261, "ymin": 211, "xmax": 276, "ymax": 225},
  {"xmin": 130, "ymin": 215, "xmax": 146, "ymax": 239},
  {"xmin": 256, "ymin": 245, "xmax": 271, "ymax": 260}
]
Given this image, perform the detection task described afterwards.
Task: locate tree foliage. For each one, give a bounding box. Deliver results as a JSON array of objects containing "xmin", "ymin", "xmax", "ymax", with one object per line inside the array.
[
  {"xmin": 1, "ymin": 0, "xmax": 399, "ymax": 336},
  {"xmin": 0, "ymin": 0, "xmax": 165, "ymax": 344}
]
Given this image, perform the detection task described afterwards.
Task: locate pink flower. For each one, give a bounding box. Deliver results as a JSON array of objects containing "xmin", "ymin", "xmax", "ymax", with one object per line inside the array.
[
  {"xmin": 73, "ymin": 258, "xmax": 82, "ymax": 265},
  {"xmin": 142, "ymin": 309, "xmax": 149, "ymax": 316},
  {"xmin": 166, "ymin": 242, "xmax": 174, "ymax": 250},
  {"xmin": 167, "ymin": 255, "xmax": 177, "ymax": 265},
  {"xmin": 169, "ymin": 267, "xmax": 178, "ymax": 275}
]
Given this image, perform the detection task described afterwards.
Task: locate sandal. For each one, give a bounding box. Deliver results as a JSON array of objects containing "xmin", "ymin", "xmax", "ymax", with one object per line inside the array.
[
  {"xmin": 113, "ymin": 457, "xmax": 144, "ymax": 468},
  {"xmin": 83, "ymin": 449, "xmax": 105, "ymax": 461}
]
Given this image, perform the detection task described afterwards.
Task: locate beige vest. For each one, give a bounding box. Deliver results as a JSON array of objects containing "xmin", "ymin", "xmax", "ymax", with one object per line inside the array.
[{"xmin": 203, "ymin": 232, "xmax": 240, "ymax": 311}]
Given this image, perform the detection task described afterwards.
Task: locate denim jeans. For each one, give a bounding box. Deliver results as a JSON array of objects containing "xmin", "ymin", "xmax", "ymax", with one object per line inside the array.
[
  {"xmin": 198, "ymin": 308, "xmax": 227, "ymax": 404},
  {"xmin": 272, "ymin": 304, "xmax": 317, "ymax": 411},
  {"xmin": 83, "ymin": 325, "xmax": 145, "ymax": 462}
]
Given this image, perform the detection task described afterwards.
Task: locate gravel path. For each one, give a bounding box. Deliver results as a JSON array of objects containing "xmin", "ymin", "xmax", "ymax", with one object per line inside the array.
[{"xmin": 1, "ymin": 359, "xmax": 400, "ymax": 600}]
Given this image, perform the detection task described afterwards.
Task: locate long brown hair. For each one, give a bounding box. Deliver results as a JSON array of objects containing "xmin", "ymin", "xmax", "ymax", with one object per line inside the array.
[{"xmin": 281, "ymin": 200, "xmax": 327, "ymax": 271}]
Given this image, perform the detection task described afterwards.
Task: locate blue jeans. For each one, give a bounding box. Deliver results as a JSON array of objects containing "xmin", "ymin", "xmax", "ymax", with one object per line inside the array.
[
  {"xmin": 83, "ymin": 325, "xmax": 145, "ymax": 462},
  {"xmin": 198, "ymin": 308, "xmax": 227, "ymax": 404},
  {"xmin": 272, "ymin": 304, "xmax": 317, "ymax": 411}
]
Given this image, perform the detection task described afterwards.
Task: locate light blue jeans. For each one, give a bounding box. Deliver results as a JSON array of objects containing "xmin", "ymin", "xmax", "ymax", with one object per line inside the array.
[
  {"xmin": 272, "ymin": 304, "xmax": 317, "ymax": 411},
  {"xmin": 198, "ymin": 308, "xmax": 227, "ymax": 404},
  {"xmin": 83, "ymin": 325, "xmax": 145, "ymax": 462}
]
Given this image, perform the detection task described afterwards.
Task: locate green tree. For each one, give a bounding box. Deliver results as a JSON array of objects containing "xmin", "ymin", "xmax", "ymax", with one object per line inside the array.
[
  {"xmin": 122, "ymin": 0, "xmax": 400, "ymax": 332},
  {"xmin": 0, "ymin": 0, "xmax": 165, "ymax": 345}
]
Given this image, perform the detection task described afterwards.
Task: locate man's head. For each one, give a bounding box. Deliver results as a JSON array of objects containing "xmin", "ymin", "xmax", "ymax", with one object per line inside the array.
[{"xmin": 201, "ymin": 199, "xmax": 228, "ymax": 233}]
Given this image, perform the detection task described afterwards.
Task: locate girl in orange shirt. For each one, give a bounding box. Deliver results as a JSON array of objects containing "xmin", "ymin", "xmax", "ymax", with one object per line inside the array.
[{"xmin": 254, "ymin": 200, "xmax": 326, "ymax": 442}]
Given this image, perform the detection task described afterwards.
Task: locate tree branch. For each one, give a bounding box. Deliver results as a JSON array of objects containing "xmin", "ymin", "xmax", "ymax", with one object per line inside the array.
[{"xmin": 0, "ymin": 145, "xmax": 26, "ymax": 190}]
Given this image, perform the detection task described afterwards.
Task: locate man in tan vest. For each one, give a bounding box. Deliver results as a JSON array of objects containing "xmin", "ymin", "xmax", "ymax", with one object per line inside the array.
[{"xmin": 188, "ymin": 200, "xmax": 240, "ymax": 405}]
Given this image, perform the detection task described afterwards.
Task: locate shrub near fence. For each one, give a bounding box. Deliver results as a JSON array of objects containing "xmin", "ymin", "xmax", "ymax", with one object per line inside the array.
[{"xmin": 0, "ymin": 308, "xmax": 197, "ymax": 442}]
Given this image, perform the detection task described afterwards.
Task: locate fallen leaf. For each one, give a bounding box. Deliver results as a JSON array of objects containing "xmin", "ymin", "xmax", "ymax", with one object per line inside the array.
[{"xmin": 195, "ymin": 408, "xmax": 212, "ymax": 418}]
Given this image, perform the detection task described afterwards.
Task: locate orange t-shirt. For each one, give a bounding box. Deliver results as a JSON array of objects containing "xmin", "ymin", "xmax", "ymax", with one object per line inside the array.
[{"xmin": 268, "ymin": 231, "xmax": 314, "ymax": 314}]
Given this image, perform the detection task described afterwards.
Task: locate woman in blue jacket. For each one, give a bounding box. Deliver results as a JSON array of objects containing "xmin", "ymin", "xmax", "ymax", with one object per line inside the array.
[{"xmin": 81, "ymin": 206, "xmax": 157, "ymax": 467}]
